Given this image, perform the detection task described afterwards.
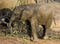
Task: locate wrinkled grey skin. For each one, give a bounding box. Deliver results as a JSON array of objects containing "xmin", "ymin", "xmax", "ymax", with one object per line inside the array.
[{"xmin": 8, "ymin": 3, "xmax": 54, "ymax": 41}]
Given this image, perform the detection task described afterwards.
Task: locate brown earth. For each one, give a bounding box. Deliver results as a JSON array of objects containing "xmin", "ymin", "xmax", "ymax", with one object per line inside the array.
[
  {"xmin": 0, "ymin": 35, "xmax": 60, "ymax": 44},
  {"xmin": 0, "ymin": 0, "xmax": 35, "ymax": 9}
]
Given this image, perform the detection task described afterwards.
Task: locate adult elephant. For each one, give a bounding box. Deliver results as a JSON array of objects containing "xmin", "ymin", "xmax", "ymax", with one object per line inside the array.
[{"xmin": 8, "ymin": 3, "xmax": 54, "ymax": 41}]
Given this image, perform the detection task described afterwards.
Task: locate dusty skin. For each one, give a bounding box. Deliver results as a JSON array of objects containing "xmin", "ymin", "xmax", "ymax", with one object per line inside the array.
[{"xmin": 8, "ymin": 2, "xmax": 55, "ymax": 41}]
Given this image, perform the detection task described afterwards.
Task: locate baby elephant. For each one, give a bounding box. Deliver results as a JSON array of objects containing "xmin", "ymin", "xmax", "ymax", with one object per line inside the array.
[{"xmin": 8, "ymin": 3, "xmax": 54, "ymax": 41}]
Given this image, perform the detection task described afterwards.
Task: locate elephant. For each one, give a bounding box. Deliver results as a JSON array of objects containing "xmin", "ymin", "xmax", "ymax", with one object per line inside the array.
[
  {"xmin": 0, "ymin": 8, "xmax": 12, "ymax": 34},
  {"xmin": 0, "ymin": 8, "xmax": 12, "ymax": 25},
  {"xmin": 8, "ymin": 3, "xmax": 54, "ymax": 41}
]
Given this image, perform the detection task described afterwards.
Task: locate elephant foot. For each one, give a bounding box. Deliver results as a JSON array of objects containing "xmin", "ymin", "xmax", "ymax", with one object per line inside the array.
[
  {"xmin": 30, "ymin": 37, "xmax": 39, "ymax": 42},
  {"xmin": 8, "ymin": 26, "xmax": 13, "ymax": 34},
  {"xmin": 33, "ymin": 38, "xmax": 39, "ymax": 42},
  {"xmin": 44, "ymin": 36, "xmax": 49, "ymax": 39}
]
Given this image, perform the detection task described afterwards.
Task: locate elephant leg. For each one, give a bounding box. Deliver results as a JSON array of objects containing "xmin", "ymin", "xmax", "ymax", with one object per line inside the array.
[
  {"xmin": 44, "ymin": 18, "xmax": 52, "ymax": 39},
  {"xmin": 30, "ymin": 17, "xmax": 38, "ymax": 41},
  {"xmin": 8, "ymin": 17, "xmax": 15, "ymax": 34}
]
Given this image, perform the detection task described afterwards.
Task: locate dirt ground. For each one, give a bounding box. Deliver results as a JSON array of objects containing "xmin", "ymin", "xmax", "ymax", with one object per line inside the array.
[{"xmin": 0, "ymin": 35, "xmax": 60, "ymax": 44}]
